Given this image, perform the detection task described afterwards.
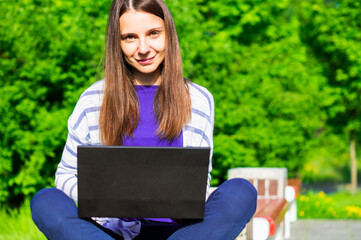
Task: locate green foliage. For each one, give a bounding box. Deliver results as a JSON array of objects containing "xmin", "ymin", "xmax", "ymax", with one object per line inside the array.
[
  {"xmin": 297, "ymin": 0, "xmax": 361, "ymax": 189},
  {"xmin": 299, "ymin": 0, "xmax": 361, "ymax": 133},
  {"xmin": 300, "ymin": 133, "xmax": 350, "ymax": 183},
  {"xmin": 1, "ymin": 0, "xmax": 360, "ymax": 205},
  {"xmin": 174, "ymin": 0, "xmax": 328, "ymax": 184},
  {"xmin": 0, "ymin": 0, "xmax": 109, "ymax": 206}
]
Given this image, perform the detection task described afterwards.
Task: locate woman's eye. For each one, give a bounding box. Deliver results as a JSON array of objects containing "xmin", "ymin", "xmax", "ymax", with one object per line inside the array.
[
  {"xmin": 149, "ymin": 31, "xmax": 159, "ymax": 37},
  {"xmin": 123, "ymin": 35, "xmax": 136, "ymax": 41}
]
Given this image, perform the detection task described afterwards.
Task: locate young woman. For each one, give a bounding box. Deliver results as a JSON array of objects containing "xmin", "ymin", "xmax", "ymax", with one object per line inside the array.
[{"xmin": 30, "ymin": 0, "xmax": 257, "ymax": 239}]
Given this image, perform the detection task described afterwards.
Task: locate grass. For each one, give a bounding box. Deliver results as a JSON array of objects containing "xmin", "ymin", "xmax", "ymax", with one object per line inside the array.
[
  {"xmin": 0, "ymin": 201, "xmax": 46, "ymax": 240},
  {"xmin": 328, "ymin": 191, "xmax": 361, "ymax": 208},
  {"xmin": 298, "ymin": 190, "xmax": 361, "ymax": 219}
]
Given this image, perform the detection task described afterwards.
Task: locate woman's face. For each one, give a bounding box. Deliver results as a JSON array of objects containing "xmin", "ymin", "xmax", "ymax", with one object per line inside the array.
[{"xmin": 119, "ymin": 10, "xmax": 166, "ymax": 78}]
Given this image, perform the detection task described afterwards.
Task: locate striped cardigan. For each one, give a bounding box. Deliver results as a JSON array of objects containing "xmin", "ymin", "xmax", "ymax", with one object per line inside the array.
[{"xmin": 55, "ymin": 79, "xmax": 214, "ymax": 239}]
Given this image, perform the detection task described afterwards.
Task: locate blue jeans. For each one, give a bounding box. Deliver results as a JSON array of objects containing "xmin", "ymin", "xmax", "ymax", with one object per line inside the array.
[{"xmin": 31, "ymin": 178, "xmax": 257, "ymax": 240}]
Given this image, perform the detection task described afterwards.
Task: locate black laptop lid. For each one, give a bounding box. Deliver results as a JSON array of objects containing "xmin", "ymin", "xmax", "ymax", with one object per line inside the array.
[{"xmin": 77, "ymin": 146, "xmax": 210, "ymax": 219}]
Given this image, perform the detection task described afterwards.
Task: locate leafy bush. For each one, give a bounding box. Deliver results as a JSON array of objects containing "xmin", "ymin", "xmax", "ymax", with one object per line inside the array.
[
  {"xmin": 0, "ymin": 0, "xmax": 109, "ymax": 206},
  {"xmin": 1, "ymin": 0, "xmax": 360, "ymax": 206}
]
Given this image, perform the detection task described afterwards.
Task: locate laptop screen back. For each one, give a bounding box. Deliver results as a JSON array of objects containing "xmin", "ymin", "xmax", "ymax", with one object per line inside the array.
[{"xmin": 77, "ymin": 146, "xmax": 210, "ymax": 219}]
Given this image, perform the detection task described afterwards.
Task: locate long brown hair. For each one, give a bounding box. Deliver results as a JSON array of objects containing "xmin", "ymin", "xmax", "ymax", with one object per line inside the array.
[{"xmin": 99, "ymin": 0, "xmax": 191, "ymax": 145}]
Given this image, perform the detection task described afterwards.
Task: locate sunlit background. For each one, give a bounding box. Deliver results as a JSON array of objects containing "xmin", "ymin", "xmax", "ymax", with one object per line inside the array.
[{"xmin": 1, "ymin": 0, "xmax": 361, "ymax": 239}]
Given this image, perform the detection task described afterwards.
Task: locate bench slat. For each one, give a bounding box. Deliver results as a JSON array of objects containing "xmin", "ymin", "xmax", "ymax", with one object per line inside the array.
[{"xmin": 255, "ymin": 199, "xmax": 288, "ymax": 236}]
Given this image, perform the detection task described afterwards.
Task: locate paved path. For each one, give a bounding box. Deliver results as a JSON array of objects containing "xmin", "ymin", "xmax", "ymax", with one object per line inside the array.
[{"xmin": 290, "ymin": 220, "xmax": 361, "ymax": 240}]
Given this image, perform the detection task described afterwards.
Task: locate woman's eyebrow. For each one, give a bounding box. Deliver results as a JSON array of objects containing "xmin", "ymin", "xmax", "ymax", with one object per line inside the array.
[
  {"xmin": 120, "ymin": 32, "xmax": 134, "ymax": 36},
  {"xmin": 149, "ymin": 26, "xmax": 163, "ymax": 31},
  {"xmin": 120, "ymin": 33, "xmax": 136, "ymax": 39},
  {"xmin": 120, "ymin": 27, "xmax": 163, "ymax": 36},
  {"xmin": 146, "ymin": 26, "xmax": 164, "ymax": 33}
]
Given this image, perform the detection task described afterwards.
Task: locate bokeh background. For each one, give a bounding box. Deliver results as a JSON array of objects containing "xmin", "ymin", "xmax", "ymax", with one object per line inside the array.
[{"xmin": 1, "ymin": 0, "xmax": 361, "ymax": 239}]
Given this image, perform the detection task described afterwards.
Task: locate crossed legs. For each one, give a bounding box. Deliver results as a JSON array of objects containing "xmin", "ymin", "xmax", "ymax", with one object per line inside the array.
[{"xmin": 31, "ymin": 178, "xmax": 257, "ymax": 240}]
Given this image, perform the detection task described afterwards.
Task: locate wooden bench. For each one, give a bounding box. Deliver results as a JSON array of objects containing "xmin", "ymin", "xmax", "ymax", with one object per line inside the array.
[{"xmin": 228, "ymin": 168, "xmax": 289, "ymax": 240}]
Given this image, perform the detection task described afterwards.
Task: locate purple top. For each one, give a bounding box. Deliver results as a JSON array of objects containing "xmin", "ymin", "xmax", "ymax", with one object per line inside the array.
[
  {"xmin": 123, "ymin": 85, "xmax": 183, "ymax": 223},
  {"xmin": 123, "ymin": 85, "xmax": 183, "ymax": 147}
]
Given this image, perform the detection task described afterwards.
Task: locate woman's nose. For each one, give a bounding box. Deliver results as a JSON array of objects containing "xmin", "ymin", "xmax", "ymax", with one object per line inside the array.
[{"xmin": 138, "ymin": 39, "xmax": 150, "ymax": 55}]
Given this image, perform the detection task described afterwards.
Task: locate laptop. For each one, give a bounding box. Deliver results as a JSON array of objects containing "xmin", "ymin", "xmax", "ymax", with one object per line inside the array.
[{"xmin": 77, "ymin": 146, "xmax": 210, "ymax": 219}]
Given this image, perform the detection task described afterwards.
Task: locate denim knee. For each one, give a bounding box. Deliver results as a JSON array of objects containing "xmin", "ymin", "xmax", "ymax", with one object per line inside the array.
[
  {"xmin": 31, "ymin": 188, "xmax": 76, "ymax": 237},
  {"xmin": 225, "ymin": 178, "xmax": 257, "ymax": 200},
  {"xmin": 218, "ymin": 178, "xmax": 258, "ymax": 222}
]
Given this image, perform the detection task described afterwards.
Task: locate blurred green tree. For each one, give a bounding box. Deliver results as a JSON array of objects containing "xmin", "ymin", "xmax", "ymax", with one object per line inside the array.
[{"xmin": 299, "ymin": 0, "xmax": 361, "ymax": 192}]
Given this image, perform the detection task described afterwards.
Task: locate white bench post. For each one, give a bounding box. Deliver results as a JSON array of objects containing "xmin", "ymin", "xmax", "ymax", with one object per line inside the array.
[{"xmin": 228, "ymin": 168, "xmax": 289, "ymax": 240}]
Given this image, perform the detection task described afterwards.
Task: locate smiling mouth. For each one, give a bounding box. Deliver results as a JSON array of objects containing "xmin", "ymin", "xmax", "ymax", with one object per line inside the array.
[{"xmin": 136, "ymin": 56, "xmax": 156, "ymax": 65}]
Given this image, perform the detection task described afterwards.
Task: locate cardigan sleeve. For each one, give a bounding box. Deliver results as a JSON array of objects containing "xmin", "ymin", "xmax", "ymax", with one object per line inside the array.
[
  {"xmin": 184, "ymin": 82, "xmax": 215, "ymax": 199},
  {"xmin": 55, "ymin": 100, "xmax": 91, "ymax": 203},
  {"xmin": 204, "ymin": 88, "xmax": 215, "ymax": 198}
]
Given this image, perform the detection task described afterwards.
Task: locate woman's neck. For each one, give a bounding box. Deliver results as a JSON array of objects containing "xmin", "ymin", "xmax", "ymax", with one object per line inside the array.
[{"xmin": 133, "ymin": 68, "xmax": 161, "ymax": 86}]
